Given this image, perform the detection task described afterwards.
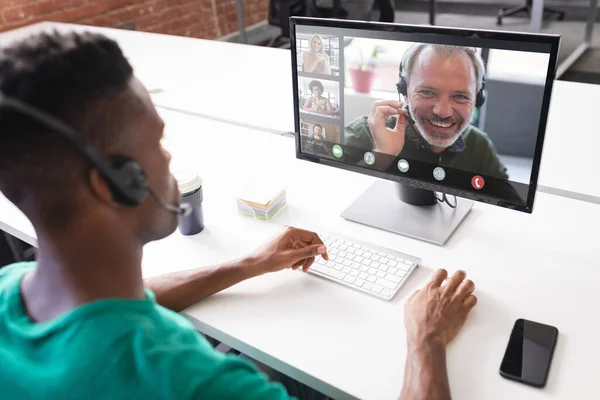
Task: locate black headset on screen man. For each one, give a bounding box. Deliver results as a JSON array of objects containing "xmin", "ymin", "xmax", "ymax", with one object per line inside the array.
[
  {"xmin": 396, "ymin": 58, "xmax": 487, "ymax": 109},
  {"xmin": 0, "ymin": 93, "xmax": 191, "ymax": 217}
]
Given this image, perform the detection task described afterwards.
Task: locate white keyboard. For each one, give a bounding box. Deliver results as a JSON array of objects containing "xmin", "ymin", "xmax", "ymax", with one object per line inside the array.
[{"xmin": 307, "ymin": 231, "xmax": 421, "ymax": 301}]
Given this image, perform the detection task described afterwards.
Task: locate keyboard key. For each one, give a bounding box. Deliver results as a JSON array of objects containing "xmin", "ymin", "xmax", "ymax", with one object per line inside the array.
[
  {"xmin": 360, "ymin": 266, "xmax": 369, "ymax": 272},
  {"xmin": 342, "ymin": 267, "xmax": 351, "ymax": 273},
  {"xmin": 351, "ymin": 262, "xmax": 361, "ymax": 269},
  {"xmin": 385, "ymin": 274, "xmax": 402, "ymax": 283},
  {"xmin": 347, "ymin": 247, "xmax": 355, "ymax": 254},
  {"xmin": 368, "ymin": 268, "xmax": 378, "ymax": 275},
  {"xmin": 377, "ymin": 271, "xmax": 386, "ymax": 278},
  {"xmin": 310, "ymin": 264, "xmax": 345, "ymax": 280},
  {"xmin": 359, "ymin": 272, "xmax": 368, "ymax": 279},
  {"xmin": 339, "ymin": 251, "xmax": 347, "ymax": 258},
  {"xmin": 354, "ymin": 279, "xmax": 365, "ymax": 287},
  {"xmin": 381, "ymin": 290, "xmax": 392, "ymax": 297},
  {"xmin": 344, "ymin": 276, "xmax": 356, "ymax": 284},
  {"xmin": 371, "ymin": 285, "xmax": 383, "ymax": 293},
  {"xmin": 343, "ymin": 260, "xmax": 352, "ymax": 267},
  {"xmin": 376, "ymin": 278, "xmax": 397, "ymax": 290},
  {"xmin": 363, "ymin": 253, "xmax": 372, "ymax": 260},
  {"xmin": 333, "ymin": 264, "xmax": 343, "ymax": 271},
  {"xmin": 354, "ymin": 256, "xmax": 363, "ymax": 263},
  {"xmin": 316, "ymin": 258, "xmax": 327, "ymax": 265},
  {"xmin": 331, "ymin": 249, "xmax": 339, "ymax": 255},
  {"xmin": 326, "ymin": 261, "xmax": 336, "ymax": 268},
  {"xmin": 332, "ymin": 243, "xmax": 340, "ymax": 249},
  {"xmin": 355, "ymin": 250, "xmax": 364, "ymax": 256},
  {"xmin": 388, "ymin": 260, "xmax": 397, "ymax": 267},
  {"xmin": 378, "ymin": 252, "xmax": 386, "ymax": 256},
  {"xmin": 381, "ymin": 258, "xmax": 390, "ymax": 265},
  {"xmin": 340, "ymin": 245, "xmax": 348, "ymax": 251},
  {"xmin": 371, "ymin": 261, "xmax": 380, "ymax": 269},
  {"xmin": 350, "ymin": 270, "xmax": 359, "ymax": 277},
  {"xmin": 363, "ymin": 282, "xmax": 373, "ymax": 290},
  {"xmin": 404, "ymin": 260, "xmax": 413, "ymax": 266},
  {"xmin": 389, "ymin": 267, "xmax": 398, "ymax": 274},
  {"xmin": 361, "ymin": 260, "xmax": 371, "ymax": 267},
  {"xmin": 395, "ymin": 269, "xmax": 407, "ymax": 278},
  {"xmin": 378, "ymin": 264, "xmax": 388, "ymax": 272},
  {"xmin": 347, "ymin": 254, "xmax": 355, "ymax": 261},
  {"xmin": 371, "ymin": 255, "xmax": 381, "ymax": 262},
  {"xmin": 367, "ymin": 276, "xmax": 377, "ymax": 283}
]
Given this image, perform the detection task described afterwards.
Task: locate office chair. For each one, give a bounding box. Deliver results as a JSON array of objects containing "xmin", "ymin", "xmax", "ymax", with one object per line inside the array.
[
  {"xmin": 267, "ymin": 0, "xmax": 307, "ymax": 47},
  {"xmin": 496, "ymin": 0, "xmax": 564, "ymax": 26},
  {"xmin": 1, "ymin": 231, "xmax": 36, "ymax": 264}
]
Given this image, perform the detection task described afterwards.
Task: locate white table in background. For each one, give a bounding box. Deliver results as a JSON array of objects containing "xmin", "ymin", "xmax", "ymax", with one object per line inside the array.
[
  {"xmin": 530, "ymin": 0, "xmax": 598, "ymax": 78},
  {"xmin": 1, "ymin": 109, "xmax": 599, "ymax": 400}
]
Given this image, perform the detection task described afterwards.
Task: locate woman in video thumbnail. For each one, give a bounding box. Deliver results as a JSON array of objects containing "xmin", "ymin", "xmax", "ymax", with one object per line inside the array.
[
  {"xmin": 303, "ymin": 80, "xmax": 334, "ymax": 116},
  {"xmin": 303, "ymin": 35, "xmax": 331, "ymax": 75}
]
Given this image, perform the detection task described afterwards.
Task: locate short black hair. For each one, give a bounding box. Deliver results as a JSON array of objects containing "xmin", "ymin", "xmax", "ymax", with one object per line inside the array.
[
  {"xmin": 0, "ymin": 31, "xmax": 136, "ymax": 226},
  {"xmin": 308, "ymin": 80, "xmax": 324, "ymax": 94}
]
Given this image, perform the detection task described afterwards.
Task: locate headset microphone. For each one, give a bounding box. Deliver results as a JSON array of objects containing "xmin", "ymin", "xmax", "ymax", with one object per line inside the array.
[{"xmin": 148, "ymin": 187, "xmax": 192, "ymax": 216}]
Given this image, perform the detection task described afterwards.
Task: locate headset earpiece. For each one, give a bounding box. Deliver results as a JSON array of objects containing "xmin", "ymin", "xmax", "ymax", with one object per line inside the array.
[
  {"xmin": 107, "ymin": 155, "xmax": 149, "ymax": 207},
  {"xmin": 475, "ymin": 77, "xmax": 486, "ymax": 108},
  {"xmin": 396, "ymin": 76, "xmax": 408, "ymax": 98}
]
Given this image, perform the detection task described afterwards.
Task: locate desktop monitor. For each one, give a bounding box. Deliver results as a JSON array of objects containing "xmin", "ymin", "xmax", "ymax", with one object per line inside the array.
[{"xmin": 290, "ymin": 17, "xmax": 560, "ymax": 245}]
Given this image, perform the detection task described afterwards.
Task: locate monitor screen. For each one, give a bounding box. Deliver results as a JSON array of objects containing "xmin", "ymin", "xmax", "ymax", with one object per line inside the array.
[{"xmin": 291, "ymin": 18, "xmax": 560, "ymax": 213}]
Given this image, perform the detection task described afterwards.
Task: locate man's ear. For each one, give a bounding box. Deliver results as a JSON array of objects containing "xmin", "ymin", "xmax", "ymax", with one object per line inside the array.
[{"xmin": 88, "ymin": 169, "xmax": 117, "ymax": 207}]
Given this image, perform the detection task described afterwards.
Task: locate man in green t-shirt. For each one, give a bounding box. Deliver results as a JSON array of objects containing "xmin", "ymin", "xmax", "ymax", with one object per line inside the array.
[
  {"xmin": 0, "ymin": 32, "xmax": 477, "ymax": 399},
  {"xmin": 345, "ymin": 44, "xmax": 522, "ymax": 202}
]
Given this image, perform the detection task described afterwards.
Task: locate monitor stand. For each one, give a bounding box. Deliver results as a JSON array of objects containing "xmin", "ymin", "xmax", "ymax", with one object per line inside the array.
[{"xmin": 341, "ymin": 180, "xmax": 473, "ymax": 246}]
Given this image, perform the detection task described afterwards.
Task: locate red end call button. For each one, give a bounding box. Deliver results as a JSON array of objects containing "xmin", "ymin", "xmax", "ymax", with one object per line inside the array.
[{"xmin": 471, "ymin": 175, "xmax": 485, "ymax": 190}]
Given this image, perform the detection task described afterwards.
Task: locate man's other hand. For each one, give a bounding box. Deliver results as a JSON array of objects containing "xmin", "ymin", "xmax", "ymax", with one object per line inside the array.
[
  {"xmin": 367, "ymin": 100, "xmax": 408, "ymax": 156},
  {"xmin": 404, "ymin": 269, "xmax": 477, "ymax": 347},
  {"xmin": 248, "ymin": 226, "xmax": 329, "ymax": 275}
]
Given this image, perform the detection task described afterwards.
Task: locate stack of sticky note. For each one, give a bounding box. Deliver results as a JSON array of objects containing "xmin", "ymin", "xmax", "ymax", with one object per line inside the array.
[{"xmin": 236, "ymin": 181, "xmax": 287, "ymax": 221}]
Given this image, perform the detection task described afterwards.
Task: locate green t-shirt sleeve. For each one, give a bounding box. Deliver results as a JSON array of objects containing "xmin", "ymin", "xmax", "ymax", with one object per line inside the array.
[
  {"xmin": 141, "ymin": 338, "xmax": 293, "ymax": 400},
  {"xmin": 186, "ymin": 352, "xmax": 292, "ymax": 400}
]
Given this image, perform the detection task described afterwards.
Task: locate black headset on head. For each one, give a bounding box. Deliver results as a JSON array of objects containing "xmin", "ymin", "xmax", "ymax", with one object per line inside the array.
[
  {"xmin": 396, "ymin": 57, "xmax": 487, "ymax": 109},
  {"xmin": 0, "ymin": 93, "xmax": 191, "ymax": 216}
]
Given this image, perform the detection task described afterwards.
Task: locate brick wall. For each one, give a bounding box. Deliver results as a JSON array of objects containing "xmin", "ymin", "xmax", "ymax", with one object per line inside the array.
[{"xmin": 0, "ymin": 0, "xmax": 270, "ymax": 39}]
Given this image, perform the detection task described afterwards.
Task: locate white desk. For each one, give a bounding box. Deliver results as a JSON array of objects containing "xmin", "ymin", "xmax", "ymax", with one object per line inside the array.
[
  {"xmin": 2, "ymin": 108, "xmax": 600, "ymax": 400},
  {"xmin": 530, "ymin": 0, "xmax": 598, "ymax": 78}
]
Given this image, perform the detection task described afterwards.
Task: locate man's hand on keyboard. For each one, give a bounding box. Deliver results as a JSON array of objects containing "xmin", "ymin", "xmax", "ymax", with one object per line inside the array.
[
  {"xmin": 248, "ymin": 226, "xmax": 329, "ymax": 274},
  {"xmin": 404, "ymin": 269, "xmax": 477, "ymax": 347}
]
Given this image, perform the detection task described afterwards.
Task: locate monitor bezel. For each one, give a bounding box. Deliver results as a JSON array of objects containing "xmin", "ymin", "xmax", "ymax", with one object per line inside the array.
[{"xmin": 290, "ymin": 16, "xmax": 560, "ymax": 213}]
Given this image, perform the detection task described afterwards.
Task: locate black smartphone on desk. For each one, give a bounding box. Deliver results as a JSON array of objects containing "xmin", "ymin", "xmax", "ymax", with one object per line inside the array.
[{"xmin": 499, "ymin": 318, "xmax": 559, "ymax": 388}]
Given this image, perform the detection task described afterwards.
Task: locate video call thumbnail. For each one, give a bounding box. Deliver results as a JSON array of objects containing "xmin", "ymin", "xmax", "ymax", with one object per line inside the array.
[
  {"xmin": 298, "ymin": 77, "xmax": 340, "ymax": 119},
  {"xmin": 296, "ymin": 33, "xmax": 340, "ymax": 76},
  {"xmin": 300, "ymin": 120, "xmax": 341, "ymax": 158}
]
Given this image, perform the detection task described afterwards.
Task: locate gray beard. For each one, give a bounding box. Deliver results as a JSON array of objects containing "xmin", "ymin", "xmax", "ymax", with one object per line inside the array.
[{"xmin": 408, "ymin": 103, "xmax": 473, "ymax": 149}]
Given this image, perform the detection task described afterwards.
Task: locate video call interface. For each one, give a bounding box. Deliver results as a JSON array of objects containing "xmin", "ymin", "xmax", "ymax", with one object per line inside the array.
[{"xmin": 294, "ymin": 26, "xmax": 554, "ymax": 205}]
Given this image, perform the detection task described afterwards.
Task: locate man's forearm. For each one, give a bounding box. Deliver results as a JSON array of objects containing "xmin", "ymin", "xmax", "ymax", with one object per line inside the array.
[
  {"xmin": 399, "ymin": 338, "xmax": 451, "ymax": 400},
  {"xmin": 144, "ymin": 257, "xmax": 262, "ymax": 312}
]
